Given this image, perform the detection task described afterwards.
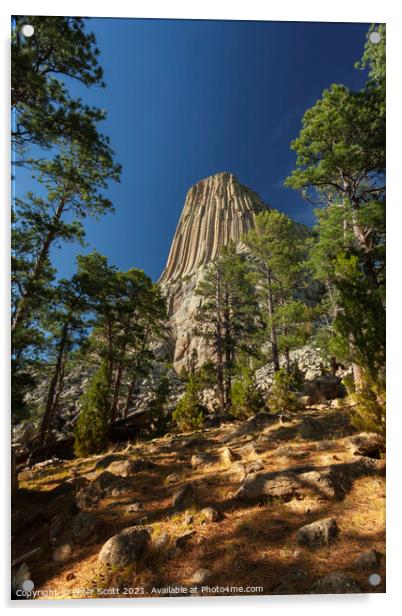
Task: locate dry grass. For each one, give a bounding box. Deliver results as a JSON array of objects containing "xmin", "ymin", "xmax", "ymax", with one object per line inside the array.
[{"xmin": 13, "ymin": 406, "xmax": 385, "ymax": 599}]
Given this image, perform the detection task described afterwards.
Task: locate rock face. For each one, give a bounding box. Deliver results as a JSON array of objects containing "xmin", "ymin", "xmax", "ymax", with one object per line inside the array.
[{"xmin": 159, "ymin": 172, "xmax": 268, "ymax": 371}]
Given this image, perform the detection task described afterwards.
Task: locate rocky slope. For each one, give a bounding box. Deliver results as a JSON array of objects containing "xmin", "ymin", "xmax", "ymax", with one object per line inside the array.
[
  {"xmin": 12, "ymin": 401, "xmax": 385, "ymax": 599},
  {"xmin": 159, "ymin": 172, "xmax": 268, "ymax": 371}
]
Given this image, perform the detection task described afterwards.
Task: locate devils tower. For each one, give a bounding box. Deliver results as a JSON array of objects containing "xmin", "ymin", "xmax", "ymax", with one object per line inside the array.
[{"xmin": 159, "ymin": 172, "xmax": 268, "ymax": 372}]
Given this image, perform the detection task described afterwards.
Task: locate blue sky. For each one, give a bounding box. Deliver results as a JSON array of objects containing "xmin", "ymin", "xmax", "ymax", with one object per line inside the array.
[{"xmin": 15, "ymin": 18, "xmax": 370, "ymax": 281}]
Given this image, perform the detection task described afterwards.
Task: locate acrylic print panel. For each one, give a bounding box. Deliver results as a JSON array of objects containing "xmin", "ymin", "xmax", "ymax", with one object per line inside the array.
[{"xmin": 11, "ymin": 16, "xmax": 385, "ymax": 600}]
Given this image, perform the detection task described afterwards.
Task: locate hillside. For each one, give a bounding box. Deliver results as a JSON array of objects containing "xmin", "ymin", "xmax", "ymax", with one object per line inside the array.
[{"xmin": 12, "ymin": 401, "xmax": 385, "ymax": 599}]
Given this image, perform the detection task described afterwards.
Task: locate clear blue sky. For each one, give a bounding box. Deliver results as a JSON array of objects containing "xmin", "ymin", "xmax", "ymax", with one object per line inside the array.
[{"xmin": 16, "ymin": 18, "xmax": 370, "ymax": 282}]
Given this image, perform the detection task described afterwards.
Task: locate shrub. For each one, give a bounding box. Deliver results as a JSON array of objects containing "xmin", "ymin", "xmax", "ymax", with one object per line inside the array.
[
  {"xmin": 231, "ymin": 368, "xmax": 265, "ymax": 419},
  {"xmin": 172, "ymin": 375, "xmax": 207, "ymax": 431},
  {"xmin": 268, "ymin": 368, "xmax": 299, "ymax": 414},
  {"xmin": 346, "ymin": 371, "xmax": 385, "ymax": 436},
  {"xmin": 74, "ymin": 362, "xmax": 111, "ymax": 457}
]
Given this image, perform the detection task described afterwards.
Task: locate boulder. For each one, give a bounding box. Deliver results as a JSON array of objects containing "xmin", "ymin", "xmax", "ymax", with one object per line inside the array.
[
  {"xmin": 191, "ymin": 454, "xmax": 216, "ymax": 469},
  {"xmin": 274, "ymin": 567, "xmax": 309, "ymax": 594},
  {"xmin": 309, "ymin": 571, "xmax": 364, "ymax": 594},
  {"xmin": 154, "ymin": 532, "xmax": 170, "ymax": 550},
  {"xmin": 222, "ymin": 412, "xmax": 277, "ymax": 443},
  {"xmin": 165, "ymin": 473, "xmax": 179, "ymax": 484},
  {"xmin": 52, "ymin": 543, "xmax": 73, "ymax": 563},
  {"xmin": 108, "ymin": 458, "xmax": 156, "ymax": 476},
  {"xmin": 191, "ymin": 568, "xmax": 211, "ymax": 584},
  {"xmin": 98, "ymin": 527, "xmax": 150, "ymax": 566},
  {"xmin": 220, "ymin": 447, "xmax": 240, "ymax": 466},
  {"xmin": 235, "ymin": 471, "xmax": 300, "ymax": 503},
  {"xmin": 347, "ymin": 433, "xmax": 385, "ymax": 458},
  {"xmin": 124, "ymin": 502, "xmax": 142, "ymax": 514},
  {"xmin": 172, "ymin": 483, "xmax": 197, "ymax": 509},
  {"xmin": 296, "ymin": 517, "xmax": 339, "ymax": 547},
  {"xmin": 71, "ymin": 511, "xmax": 100, "ymax": 545},
  {"xmin": 353, "ymin": 549, "xmax": 382, "ymax": 570},
  {"xmin": 200, "ymin": 507, "xmax": 220, "ymax": 522}
]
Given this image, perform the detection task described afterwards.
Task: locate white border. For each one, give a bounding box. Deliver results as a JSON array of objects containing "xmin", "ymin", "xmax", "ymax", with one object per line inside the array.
[{"xmin": 2, "ymin": 1, "xmax": 401, "ymax": 614}]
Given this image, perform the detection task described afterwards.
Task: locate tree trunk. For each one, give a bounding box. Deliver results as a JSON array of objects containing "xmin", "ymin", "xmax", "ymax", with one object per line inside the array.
[
  {"xmin": 12, "ymin": 199, "xmax": 66, "ymax": 336},
  {"xmin": 110, "ymin": 361, "xmax": 124, "ymax": 422},
  {"xmin": 124, "ymin": 378, "xmax": 137, "ymax": 418},
  {"xmin": 38, "ymin": 321, "xmax": 69, "ymax": 446},
  {"xmin": 284, "ymin": 347, "xmax": 291, "ymax": 373},
  {"xmin": 267, "ymin": 283, "xmax": 280, "ymax": 371}
]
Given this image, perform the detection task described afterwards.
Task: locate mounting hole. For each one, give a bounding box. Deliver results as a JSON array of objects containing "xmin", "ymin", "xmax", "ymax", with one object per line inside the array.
[
  {"xmin": 368, "ymin": 573, "xmax": 381, "ymax": 586},
  {"xmin": 21, "ymin": 24, "xmax": 35, "ymax": 38},
  {"xmin": 22, "ymin": 579, "xmax": 34, "ymax": 592},
  {"xmin": 369, "ymin": 31, "xmax": 381, "ymax": 44}
]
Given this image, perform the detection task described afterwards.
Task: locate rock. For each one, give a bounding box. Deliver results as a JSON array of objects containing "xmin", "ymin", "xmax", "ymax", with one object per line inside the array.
[
  {"xmin": 71, "ymin": 511, "xmax": 100, "ymax": 545},
  {"xmin": 239, "ymin": 442, "xmax": 261, "ymax": 458},
  {"xmin": 200, "ymin": 507, "xmax": 219, "ymax": 522},
  {"xmin": 296, "ymin": 517, "xmax": 339, "ymax": 547},
  {"xmin": 191, "ymin": 453, "xmax": 216, "ymax": 469},
  {"xmin": 235, "ymin": 471, "xmax": 300, "ymax": 502},
  {"xmin": 297, "ymin": 469, "xmax": 349, "ymax": 500},
  {"xmin": 274, "ymin": 567, "xmax": 309, "ymax": 594},
  {"xmin": 174, "ymin": 530, "xmax": 196, "ymax": 549},
  {"xmin": 223, "ymin": 412, "xmax": 277, "ymax": 443},
  {"xmin": 191, "ymin": 568, "xmax": 211, "ymax": 584},
  {"xmin": 49, "ymin": 512, "xmax": 71, "ymax": 545},
  {"xmin": 154, "ymin": 532, "xmax": 170, "ymax": 550},
  {"xmin": 172, "ymin": 483, "xmax": 197, "ymax": 509},
  {"xmin": 95, "ymin": 454, "xmax": 125, "ymax": 470},
  {"xmin": 52, "ymin": 543, "xmax": 73, "ymax": 563},
  {"xmin": 98, "ymin": 527, "xmax": 150, "ymax": 566},
  {"xmin": 303, "ymin": 376, "xmax": 346, "ymax": 403},
  {"xmin": 220, "ymin": 447, "xmax": 240, "ymax": 466},
  {"xmin": 353, "ymin": 549, "xmax": 382, "ymax": 570},
  {"xmin": 159, "ymin": 172, "xmax": 267, "ymax": 372},
  {"xmin": 124, "ymin": 502, "xmax": 143, "ymax": 514},
  {"xmin": 108, "ymin": 458, "xmax": 155, "ymax": 476},
  {"xmin": 91, "ymin": 471, "xmax": 117, "ymax": 493},
  {"xmin": 76, "ymin": 488, "xmax": 100, "ymax": 510},
  {"xmin": 309, "ymin": 572, "xmax": 364, "ymax": 594},
  {"xmin": 165, "ymin": 473, "xmax": 179, "ymax": 484},
  {"xmin": 347, "ymin": 433, "xmax": 385, "ymax": 458}
]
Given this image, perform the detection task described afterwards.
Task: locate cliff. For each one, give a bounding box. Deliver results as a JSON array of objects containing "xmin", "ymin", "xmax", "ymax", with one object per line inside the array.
[{"xmin": 159, "ymin": 172, "xmax": 268, "ymax": 371}]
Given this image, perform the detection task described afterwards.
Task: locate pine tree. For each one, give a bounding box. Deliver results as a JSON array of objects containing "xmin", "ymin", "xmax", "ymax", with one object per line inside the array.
[
  {"xmin": 244, "ymin": 210, "xmax": 312, "ymax": 372},
  {"xmin": 74, "ymin": 361, "xmax": 111, "ymax": 456},
  {"xmin": 195, "ymin": 244, "xmax": 260, "ymax": 412}
]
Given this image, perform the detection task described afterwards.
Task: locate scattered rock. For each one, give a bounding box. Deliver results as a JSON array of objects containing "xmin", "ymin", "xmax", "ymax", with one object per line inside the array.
[
  {"xmin": 200, "ymin": 507, "xmax": 220, "ymax": 522},
  {"xmin": 191, "ymin": 453, "xmax": 216, "ymax": 469},
  {"xmin": 347, "ymin": 433, "xmax": 385, "ymax": 458},
  {"xmin": 191, "ymin": 568, "xmax": 211, "ymax": 584},
  {"xmin": 95, "ymin": 454, "xmax": 125, "ymax": 470},
  {"xmin": 220, "ymin": 447, "xmax": 240, "ymax": 466},
  {"xmin": 124, "ymin": 502, "xmax": 143, "ymax": 514},
  {"xmin": 154, "ymin": 532, "xmax": 170, "ymax": 550},
  {"xmin": 309, "ymin": 571, "xmax": 364, "ymax": 594},
  {"xmin": 274, "ymin": 567, "xmax": 309, "ymax": 594},
  {"xmin": 52, "ymin": 543, "xmax": 73, "ymax": 563},
  {"xmin": 165, "ymin": 473, "xmax": 179, "ymax": 484},
  {"xmin": 71, "ymin": 511, "xmax": 100, "ymax": 545},
  {"xmin": 172, "ymin": 483, "xmax": 197, "ymax": 509},
  {"xmin": 222, "ymin": 412, "xmax": 277, "ymax": 443},
  {"xmin": 296, "ymin": 517, "xmax": 339, "ymax": 547},
  {"xmin": 353, "ymin": 549, "xmax": 382, "ymax": 570},
  {"xmin": 49, "ymin": 512, "xmax": 71, "ymax": 545},
  {"xmin": 98, "ymin": 527, "xmax": 150, "ymax": 566},
  {"xmin": 174, "ymin": 530, "xmax": 196, "ymax": 549}
]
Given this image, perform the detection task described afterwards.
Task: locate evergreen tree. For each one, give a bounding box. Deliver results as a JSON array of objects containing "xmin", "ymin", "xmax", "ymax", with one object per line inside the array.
[
  {"xmin": 195, "ymin": 244, "xmax": 260, "ymax": 412},
  {"xmin": 244, "ymin": 210, "xmax": 312, "ymax": 372},
  {"xmin": 285, "ymin": 25, "xmax": 385, "ymax": 401},
  {"xmin": 172, "ymin": 374, "xmax": 207, "ymax": 431},
  {"xmin": 74, "ymin": 361, "xmax": 111, "ymax": 456}
]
